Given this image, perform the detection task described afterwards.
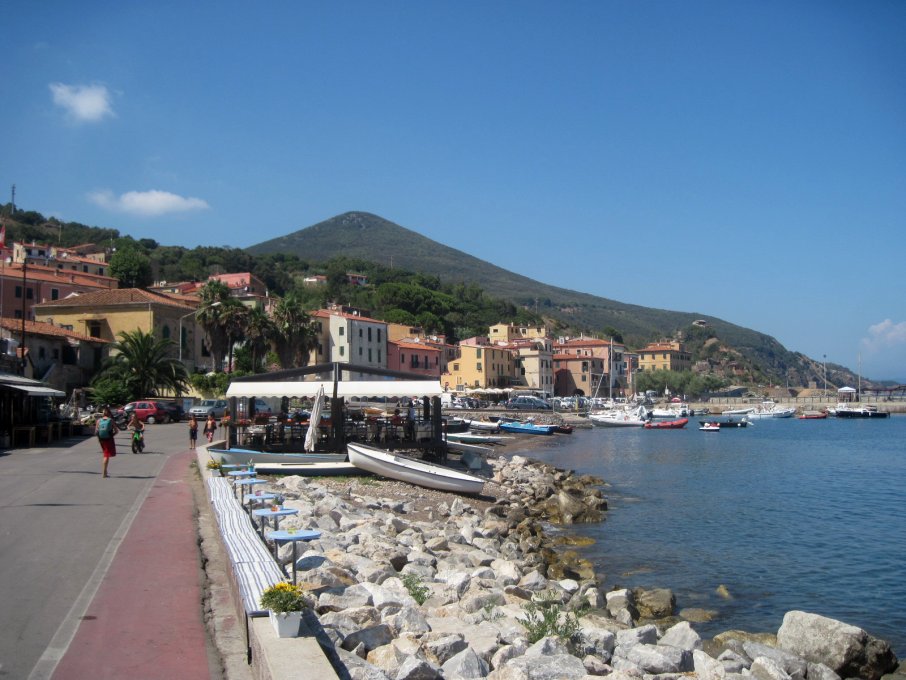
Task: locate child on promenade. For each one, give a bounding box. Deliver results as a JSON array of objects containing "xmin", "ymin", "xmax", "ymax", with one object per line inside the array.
[
  {"xmin": 203, "ymin": 414, "xmax": 217, "ymax": 443},
  {"xmin": 188, "ymin": 415, "xmax": 198, "ymax": 449}
]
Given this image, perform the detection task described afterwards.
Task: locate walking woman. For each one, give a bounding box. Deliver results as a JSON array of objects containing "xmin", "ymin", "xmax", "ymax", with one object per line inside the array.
[{"xmin": 96, "ymin": 406, "xmax": 119, "ymax": 478}]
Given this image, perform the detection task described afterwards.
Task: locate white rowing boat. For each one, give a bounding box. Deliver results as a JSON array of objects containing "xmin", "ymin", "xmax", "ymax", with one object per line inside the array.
[{"xmin": 347, "ymin": 442, "xmax": 485, "ymax": 495}]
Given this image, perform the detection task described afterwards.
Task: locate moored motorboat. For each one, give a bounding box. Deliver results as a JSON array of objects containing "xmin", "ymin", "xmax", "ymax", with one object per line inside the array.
[
  {"xmin": 722, "ymin": 407, "xmax": 755, "ymax": 416},
  {"xmin": 589, "ymin": 405, "xmax": 649, "ymax": 427},
  {"xmin": 799, "ymin": 410, "xmax": 828, "ymax": 420},
  {"xmin": 644, "ymin": 417, "xmax": 688, "ymax": 429},
  {"xmin": 832, "ymin": 403, "xmax": 890, "ymax": 418},
  {"xmin": 747, "ymin": 400, "xmax": 796, "ymax": 419},
  {"xmin": 697, "ymin": 417, "xmax": 749, "ymax": 428},
  {"xmin": 347, "ymin": 442, "xmax": 485, "ymax": 494},
  {"xmin": 700, "ymin": 422, "xmax": 721, "ymax": 432}
]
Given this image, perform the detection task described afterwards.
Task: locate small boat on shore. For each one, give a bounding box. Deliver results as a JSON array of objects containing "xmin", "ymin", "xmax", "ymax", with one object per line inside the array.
[
  {"xmin": 251, "ymin": 461, "xmax": 364, "ymax": 476},
  {"xmin": 445, "ymin": 432, "xmax": 507, "ymax": 444},
  {"xmin": 462, "ymin": 418, "xmax": 501, "ymax": 432},
  {"xmin": 799, "ymin": 410, "xmax": 828, "ymax": 420},
  {"xmin": 347, "ymin": 442, "xmax": 485, "ymax": 494},
  {"xmin": 499, "ymin": 420, "xmax": 556, "ymax": 435},
  {"xmin": 210, "ymin": 447, "xmax": 347, "ymax": 466},
  {"xmin": 644, "ymin": 417, "xmax": 688, "ymax": 429}
]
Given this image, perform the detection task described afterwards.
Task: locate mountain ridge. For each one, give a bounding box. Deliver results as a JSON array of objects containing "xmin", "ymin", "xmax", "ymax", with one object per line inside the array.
[{"xmin": 247, "ymin": 211, "xmax": 826, "ymax": 386}]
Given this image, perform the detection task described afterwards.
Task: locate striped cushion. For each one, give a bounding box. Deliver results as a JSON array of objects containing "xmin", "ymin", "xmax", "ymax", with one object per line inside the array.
[{"xmin": 234, "ymin": 560, "xmax": 286, "ymax": 617}]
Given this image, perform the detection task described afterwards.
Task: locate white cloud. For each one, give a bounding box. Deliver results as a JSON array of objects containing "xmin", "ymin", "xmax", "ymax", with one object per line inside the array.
[
  {"xmin": 861, "ymin": 319, "xmax": 906, "ymax": 352},
  {"xmin": 49, "ymin": 83, "xmax": 114, "ymax": 122},
  {"xmin": 88, "ymin": 189, "xmax": 210, "ymax": 217}
]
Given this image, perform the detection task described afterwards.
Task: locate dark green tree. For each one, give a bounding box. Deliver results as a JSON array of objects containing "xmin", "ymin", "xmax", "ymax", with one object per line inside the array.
[
  {"xmin": 91, "ymin": 329, "xmax": 188, "ymax": 401},
  {"xmin": 109, "ymin": 245, "xmax": 153, "ymax": 288}
]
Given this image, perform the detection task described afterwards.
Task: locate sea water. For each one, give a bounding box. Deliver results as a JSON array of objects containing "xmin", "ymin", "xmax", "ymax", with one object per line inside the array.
[{"xmin": 527, "ymin": 415, "xmax": 906, "ymax": 656}]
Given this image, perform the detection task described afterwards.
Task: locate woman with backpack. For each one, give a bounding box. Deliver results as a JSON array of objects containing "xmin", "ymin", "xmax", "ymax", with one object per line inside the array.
[{"xmin": 96, "ymin": 406, "xmax": 119, "ymax": 478}]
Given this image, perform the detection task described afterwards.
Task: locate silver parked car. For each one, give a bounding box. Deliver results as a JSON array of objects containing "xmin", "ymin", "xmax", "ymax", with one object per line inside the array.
[{"xmin": 188, "ymin": 399, "xmax": 228, "ymax": 419}]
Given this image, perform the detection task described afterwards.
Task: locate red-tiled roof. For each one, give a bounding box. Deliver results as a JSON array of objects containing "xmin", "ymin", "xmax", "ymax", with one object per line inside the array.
[
  {"xmin": 33, "ymin": 288, "xmax": 196, "ymax": 312},
  {"xmin": 0, "ymin": 317, "xmax": 111, "ymax": 343},
  {"xmin": 1, "ymin": 263, "xmax": 117, "ymax": 289}
]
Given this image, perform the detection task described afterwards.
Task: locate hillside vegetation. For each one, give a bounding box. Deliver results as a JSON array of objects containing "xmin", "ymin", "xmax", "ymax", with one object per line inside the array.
[{"xmin": 1, "ymin": 205, "xmax": 866, "ymax": 388}]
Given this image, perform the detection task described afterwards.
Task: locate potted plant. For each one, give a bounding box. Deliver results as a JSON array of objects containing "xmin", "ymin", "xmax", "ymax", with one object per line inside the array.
[{"xmin": 260, "ymin": 582, "xmax": 307, "ymax": 637}]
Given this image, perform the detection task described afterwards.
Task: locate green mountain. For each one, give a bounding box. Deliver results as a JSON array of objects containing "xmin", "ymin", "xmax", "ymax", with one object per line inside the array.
[{"xmin": 247, "ymin": 212, "xmax": 829, "ymax": 387}]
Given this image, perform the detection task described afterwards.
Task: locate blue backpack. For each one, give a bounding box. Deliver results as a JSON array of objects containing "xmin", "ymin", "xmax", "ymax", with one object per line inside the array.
[{"xmin": 97, "ymin": 417, "xmax": 114, "ymax": 440}]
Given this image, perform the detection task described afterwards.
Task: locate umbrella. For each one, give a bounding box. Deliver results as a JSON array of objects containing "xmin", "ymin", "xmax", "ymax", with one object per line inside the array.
[{"xmin": 304, "ymin": 385, "xmax": 325, "ymax": 452}]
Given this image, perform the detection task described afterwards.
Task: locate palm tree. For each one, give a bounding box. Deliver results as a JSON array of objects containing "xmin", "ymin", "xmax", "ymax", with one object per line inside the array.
[
  {"xmin": 272, "ymin": 293, "xmax": 318, "ymax": 369},
  {"xmin": 244, "ymin": 306, "xmax": 276, "ymax": 372},
  {"xmin": 197, "ymin": 280, "xmax": 232, "ymax": 372},
  {"xmin": 220, "ymin": 300, "xmax": 249, "ymax": 373},
  {"xmin": 92, "ymin": 329, "xmax": 188, "ymax": 400}
]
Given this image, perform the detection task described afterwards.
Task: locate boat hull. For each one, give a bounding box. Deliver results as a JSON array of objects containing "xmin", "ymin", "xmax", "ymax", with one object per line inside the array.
[
  {"xmin": 252, "ymin": 461, "xmax": 364, "ymax": 476},
  {"xmin": 499, "ymin": 422, "xmax": 556, "ymax": 435},
  {"xmin": 834, "ymin": 409, "xmax": 890, "ymax": 418},
  {"xmin": 589, "ymin": 413, "xmax": 647, "ymax": 427},
  {"xmin": 644, "ymin": 418, "xmax": 688, "ymax": 429},
  {"xmin": 347, "ymin": 443, "xmax": 485, "ymax": 494},
  {"xmin": 210, "ymin": 447, "xmax": 347, "ymax": 466},
  {"xmin": 697, "ymin": 418, "xmax": 749, "ymax": 428}
]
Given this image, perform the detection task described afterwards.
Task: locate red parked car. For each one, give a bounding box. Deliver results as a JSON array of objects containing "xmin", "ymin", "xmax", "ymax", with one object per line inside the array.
[{"xmin": 118, "ymin": 401, "xmax": 171, "ymax": 424}]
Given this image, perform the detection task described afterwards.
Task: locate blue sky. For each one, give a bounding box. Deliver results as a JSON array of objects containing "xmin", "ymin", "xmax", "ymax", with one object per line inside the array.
[{"xmin": 3, "ymin": 1, "xmax": 905, "ymax": 382}]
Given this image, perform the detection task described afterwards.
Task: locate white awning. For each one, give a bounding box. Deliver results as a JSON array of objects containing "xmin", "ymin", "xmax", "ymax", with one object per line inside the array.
[
  {"xmin": 227, "ymin": 380, "xmax": 444, "ymax": 399},
  {"xmin": 7, "ymin": 384, "xmax": 66, "ymax": 397}
]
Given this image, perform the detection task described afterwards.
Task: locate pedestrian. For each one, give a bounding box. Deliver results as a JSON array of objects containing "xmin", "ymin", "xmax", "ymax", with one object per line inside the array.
[
  {"xmin": 188, "ymin": 414, "xmax": 198, "ymax": 449},
  {"xmin": 203, "ymin": 414, "xmax": 218, "ymax": 443},
  {"xmin": 96, "ymin": 406, "xmax": 119, "ymax": 478}
]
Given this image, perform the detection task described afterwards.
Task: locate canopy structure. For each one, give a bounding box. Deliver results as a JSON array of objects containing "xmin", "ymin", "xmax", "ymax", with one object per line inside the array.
[
  {"xmin": 227, "ymin": 379, "xmax": 443, "ymax": 399},
  {"xmin": 223, "ymin": 363, "xmax": 447, "ymax": 454},
  {"xmin": 6, "ymin": 384, "xmax": 66, "ymax": 397},
  {"xmin": 227, "ymin": 362, "xmax": 444, "ymax": 399}
]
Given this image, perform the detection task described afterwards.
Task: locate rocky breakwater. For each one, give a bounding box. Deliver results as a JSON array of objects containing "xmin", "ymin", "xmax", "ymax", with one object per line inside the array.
[{"xmin": 265, "ymin": 456, "xmax": 900, "ymax": 680}]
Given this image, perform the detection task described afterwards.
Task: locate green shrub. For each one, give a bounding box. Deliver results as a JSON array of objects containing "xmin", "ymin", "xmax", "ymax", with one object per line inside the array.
[
  {"xmin": 401, "ymin": 573, "xmax": 430, "ymax": 605},
  {"xmin": 518, "ymin": 592, "xmax": 581, "ymax": 644}
]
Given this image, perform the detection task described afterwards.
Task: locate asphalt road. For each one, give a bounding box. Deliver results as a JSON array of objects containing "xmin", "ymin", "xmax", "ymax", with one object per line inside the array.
[{"xmin": 0, "ymin": 421, "xmax": 192, "ymax": 679}]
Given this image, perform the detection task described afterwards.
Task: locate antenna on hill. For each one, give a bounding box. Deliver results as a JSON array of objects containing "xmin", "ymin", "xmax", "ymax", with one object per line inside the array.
[{"xmin": 10, "ymin": 184, "xmax": 15, "ymax": 215}]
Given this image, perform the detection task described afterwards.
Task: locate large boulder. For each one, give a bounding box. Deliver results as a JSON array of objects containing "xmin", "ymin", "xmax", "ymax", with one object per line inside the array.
[
  {"xmin": 776, "ymin": 611, "xmax": 898, "ymax": 680},
  {"xmin": 633, "ymin": 587, "xmax": 676, "ymax": 619}
]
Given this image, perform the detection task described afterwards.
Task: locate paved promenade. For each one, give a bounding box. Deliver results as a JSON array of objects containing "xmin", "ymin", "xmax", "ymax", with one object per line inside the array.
[
  {"xmin": 0, "ymin": 424, "xmax": 224, "ymax": 679},
  {"xmin": 50, "ymin": 446, "xmax": 213, "ymax": 680}
]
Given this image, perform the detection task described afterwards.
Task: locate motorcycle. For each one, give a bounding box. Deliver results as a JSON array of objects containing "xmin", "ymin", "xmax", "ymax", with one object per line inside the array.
[{"xmin": 131, "ymin": 429, "xmax": 145, "ymax": 454}]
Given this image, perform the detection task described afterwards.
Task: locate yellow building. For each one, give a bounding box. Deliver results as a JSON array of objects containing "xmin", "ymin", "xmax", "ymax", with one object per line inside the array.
[
  {"xmin": 33, "ymin": 288, "xmax": 209, "ymax": 371},
  {"xmin": 488, "ymin": 322, "xmax": 551, "ymax": 343},
  {"xmin": 443, "ymin": 343, "xmax": 515, "ymax": 391},
  {"xmin": 637, "ymin": 340, "xmax": 692, "ymax": 373}
]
